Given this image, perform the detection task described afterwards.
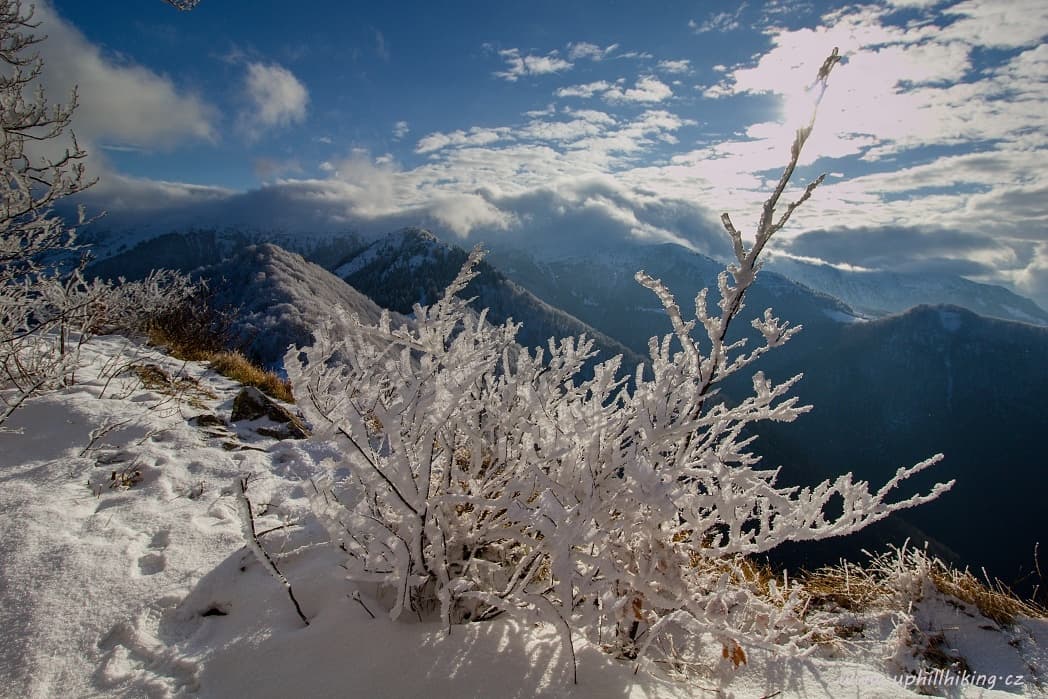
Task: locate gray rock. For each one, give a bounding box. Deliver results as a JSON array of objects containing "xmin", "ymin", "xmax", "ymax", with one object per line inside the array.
[{"xmin": 230, "ymin": 387, "xmax": 309, "ymax": 439}]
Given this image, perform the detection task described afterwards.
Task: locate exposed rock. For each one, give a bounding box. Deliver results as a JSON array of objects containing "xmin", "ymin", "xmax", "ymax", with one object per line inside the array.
[
  {"xmin": 191, "ymin": 413, "xmax": 228, "ymax": 428},
  {"xmin": 256, "ymin": 425, "xmax": 305, "ymax": 440},
  {"xmin": 230, "ymin": 386, "xmax": 309, "ymax": 439}
]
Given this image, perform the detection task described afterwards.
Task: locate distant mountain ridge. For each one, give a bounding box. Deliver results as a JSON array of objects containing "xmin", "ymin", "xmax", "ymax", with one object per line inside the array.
[
  {"xmin": 84, "ymin": 222, "xmax": 1048, "ymax": 329},
  {"xmin": 760, "ymin": 304, "xmax": 1048, "ymax": 588},
  {"xmin": 85, "ymin": 227, "xmax": 366, "ymax": 279},
  {"xmin": 334, "ymin": 228, "xmax": 644, "ymax": 367},
  {"xmin": 767, "ymin": 256, "xmax": 1048, "ymax": 326},
  {"xmin": 488, "ymin": 243, "xmax": 861, "ymax": 372},
  {"xmin": 205, "ymin": 243, "xmax": 389, "ymax": 369}
]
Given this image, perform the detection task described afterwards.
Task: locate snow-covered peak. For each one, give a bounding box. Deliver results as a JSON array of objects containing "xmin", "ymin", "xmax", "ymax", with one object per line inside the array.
[{"xmin": 333, "ymin": 227, "xmax": 443, "ymax": 279}]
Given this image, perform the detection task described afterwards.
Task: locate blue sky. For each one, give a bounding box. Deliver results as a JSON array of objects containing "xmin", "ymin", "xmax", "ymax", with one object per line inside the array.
[{"xmin": 35, "ymin": 0, "xmax": 1048, "ymax": 307}]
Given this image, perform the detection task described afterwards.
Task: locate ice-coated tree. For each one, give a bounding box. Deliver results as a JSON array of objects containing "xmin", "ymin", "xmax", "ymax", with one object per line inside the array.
[
  {"xmin": 287, "ymin": 49, "xmax": 953, "ymax": 678},
  {"xmin": 0, "ymin": 1, "xmax": 196, "ymax": 427},
  {"xmin": 162, "ymin": 0, "xmax": 201, "ymax": 10},
  {"xmin": 0, "ymin": 0, "xmax": 92, "ymax": 425}
]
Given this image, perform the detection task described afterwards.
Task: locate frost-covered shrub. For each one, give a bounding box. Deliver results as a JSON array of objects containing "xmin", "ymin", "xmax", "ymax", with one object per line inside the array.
[
  {"xmin": 91, "ymin": 269, "xmax": 198, "ymax": 336},
  {"xmin": 2, "ymin": 263, "xmax": 198, "ymax": 421},
  {"xmin": 286, "ymin": 49, "xmax": 953, "ymax": 677},
  {"xmin": 289, "ymin": 250, "xmax": 949, "ymax": 667}
]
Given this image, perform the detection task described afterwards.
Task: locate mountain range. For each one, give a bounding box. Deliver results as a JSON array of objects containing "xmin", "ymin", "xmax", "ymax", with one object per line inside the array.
[{"xmin": 333, "ymin": 229, "xmax": 641, "ymax": 367}]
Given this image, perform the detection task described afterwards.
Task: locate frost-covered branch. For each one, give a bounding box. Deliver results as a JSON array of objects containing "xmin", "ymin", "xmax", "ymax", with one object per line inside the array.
[{"xmin": 236, "ymin": 477, "xmax": 309, "ymax": 626}]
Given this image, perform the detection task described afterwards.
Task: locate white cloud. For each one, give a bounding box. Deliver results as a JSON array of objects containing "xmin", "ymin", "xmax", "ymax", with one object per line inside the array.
[
  {"xmin": 239, "ymin": 62, "xmax": 309, "ymax": 139},
  {"xmin": 941, "ymin": 0, "xmax": 1048, "ymax": 48},
  {"xmin": 415, "ymin": 126, "xmax": 514, "ymax": 154},
  {"xmin": 699, "ymin": 1, "xmax": 1047, "ymax": 169},
  {"xmin": 519, "ymin": 119, "xmax": 604, "ymax": 143},
  {"xmin": 566, "ymin": 42, "xmax": 618, "ymax": 61},
  {"xmin": 556, "ymin": 77, "xmax": 673, "ymax": 104},
  {"xmin": 393, "ymin": 121, "xmax": 410, "ymax": 140},
  {"xmin": 603, "ymin": 76, "xmax": 673, "ymax": 103},
  {"xmin": 494, "ymin": 48, "xmax": 573, "ymax": 82},
  {"xmin": 33, "ymin": 2, "xmax": 217, "ymax": 153},
  {"xmin": 657, "ymin": 59, "xmax": 691, "ymax": 74},
  {"xmin": 524, "ymin": 104, "xmax": 556, "ymax": 118},
  {"xmin": 89, "ymin": 103, "xmax": 706, "ymax": 248},
  {"xmin": 1009, "ymin": 242, "xmax": 1048, "ymax": 308},
  {"xmin": 555, "ymin": 81, "xmax": 613, "ymax": 99},
  {"xmin": 428, "ymin": 193, "xmax": 515, "ymax": 236},
  {"xmin": 563, "ymin": 108, "xmax": 617, "ymax": 126},
  {"xmin": 690, "ymin": 5, "xmax": 747, "ymax": 34},
  {"xmin": 81, "ymin": 172, "xmax": 233, "ymax": 214}
]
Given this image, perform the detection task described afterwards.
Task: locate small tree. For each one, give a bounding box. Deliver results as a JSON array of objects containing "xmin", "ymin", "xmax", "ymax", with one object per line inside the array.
[
  {"xmin": 0, "ymin": 1, "xmax": 195, "ymax": 427},
  {"xmin": 0, "ymin": 0, "xmax": 92, "ymax": 424},
  {"xmin": 286, "ymin": 49, "xmax": 953, "ymax": 678}
]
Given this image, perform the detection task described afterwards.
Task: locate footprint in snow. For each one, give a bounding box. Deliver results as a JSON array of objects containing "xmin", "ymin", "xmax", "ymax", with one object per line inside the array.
[
  {"xmin": 133, "ymin": 529, "xmax": 170, "ymax": 576},
  {"xmin": 137, "ymin": 552, "xmax": 166, "ymax": 576}
]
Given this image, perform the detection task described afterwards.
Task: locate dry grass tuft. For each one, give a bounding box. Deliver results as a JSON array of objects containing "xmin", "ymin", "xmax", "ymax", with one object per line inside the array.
[
  {"xmin": 207, "ymin": 351, "xmax": 293, "ymax": 403},
  {"xmin": 144, "ymin": 299, "xmax": 292, "ymax": 403},
  {"xmin": 148, "ymin": 324, "xmax": 215, "ymax": 362},
  {"xmin": 803, "ymin": 560, "xmax": 886, "ymax": 613},
  {"xmin": 803, "ymin": 547, "xmax": 1047, "ymax": 626},
  {"xmin": 931, "ymin": 565, "xmax": 1046, "ymax": 627},
  {"xmin": 145, "ymin": 282, "xmax": 238, "ymax": 362}
]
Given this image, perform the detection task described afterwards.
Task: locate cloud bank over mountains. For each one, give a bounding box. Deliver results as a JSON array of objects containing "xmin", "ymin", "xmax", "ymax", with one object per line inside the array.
[{"xmin": 38, "ymin": 0, "xmax": 1048, "ymax": 308}]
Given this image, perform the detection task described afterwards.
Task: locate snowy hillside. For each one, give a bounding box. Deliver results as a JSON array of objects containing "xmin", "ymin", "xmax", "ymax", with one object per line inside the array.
[
  {"xmin": 202, "ymin": 243, "xmax": 391, "ymax": 369},
  {"xmin": 1, "ymin": 333, "xmax": 1045, "ymax": 698},
  {"xmin": 335, "ymin": 228, "xmax": 643, "ymax": 366}
]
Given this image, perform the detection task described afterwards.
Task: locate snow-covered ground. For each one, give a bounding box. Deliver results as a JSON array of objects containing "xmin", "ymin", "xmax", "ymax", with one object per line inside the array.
[{"xmin": 0, "ymin": 334, "xmax": 1044, "ymax": 698}]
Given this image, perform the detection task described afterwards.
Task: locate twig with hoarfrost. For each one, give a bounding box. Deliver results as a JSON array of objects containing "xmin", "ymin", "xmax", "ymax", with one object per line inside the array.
[{"xmin": 236, "ymin": 477, "xmax": 309, "ymax": 626}]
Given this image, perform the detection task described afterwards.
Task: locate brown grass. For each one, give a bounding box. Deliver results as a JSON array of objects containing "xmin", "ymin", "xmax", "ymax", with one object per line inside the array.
[
  {"xmin": 802, "ymin": 549, "xmax": 1047, "ymax": 626},
  {"xmin": 803, "ymin": 560, "xmax": 896, "ymax": 613},
  {"xmin": 146, "ymin": 320, "xmax": 292, "ymax": 403},
  {"xmin": 147, "ymin": 315, "xmax": 225, "ymax": 362},
  {"xmin": 206, "ymin": 351, "xmax": 293, "ymax": 403},
  {"xmin": 931, "ymin": 565, "xmax": 1046, "ymax": 626}
]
